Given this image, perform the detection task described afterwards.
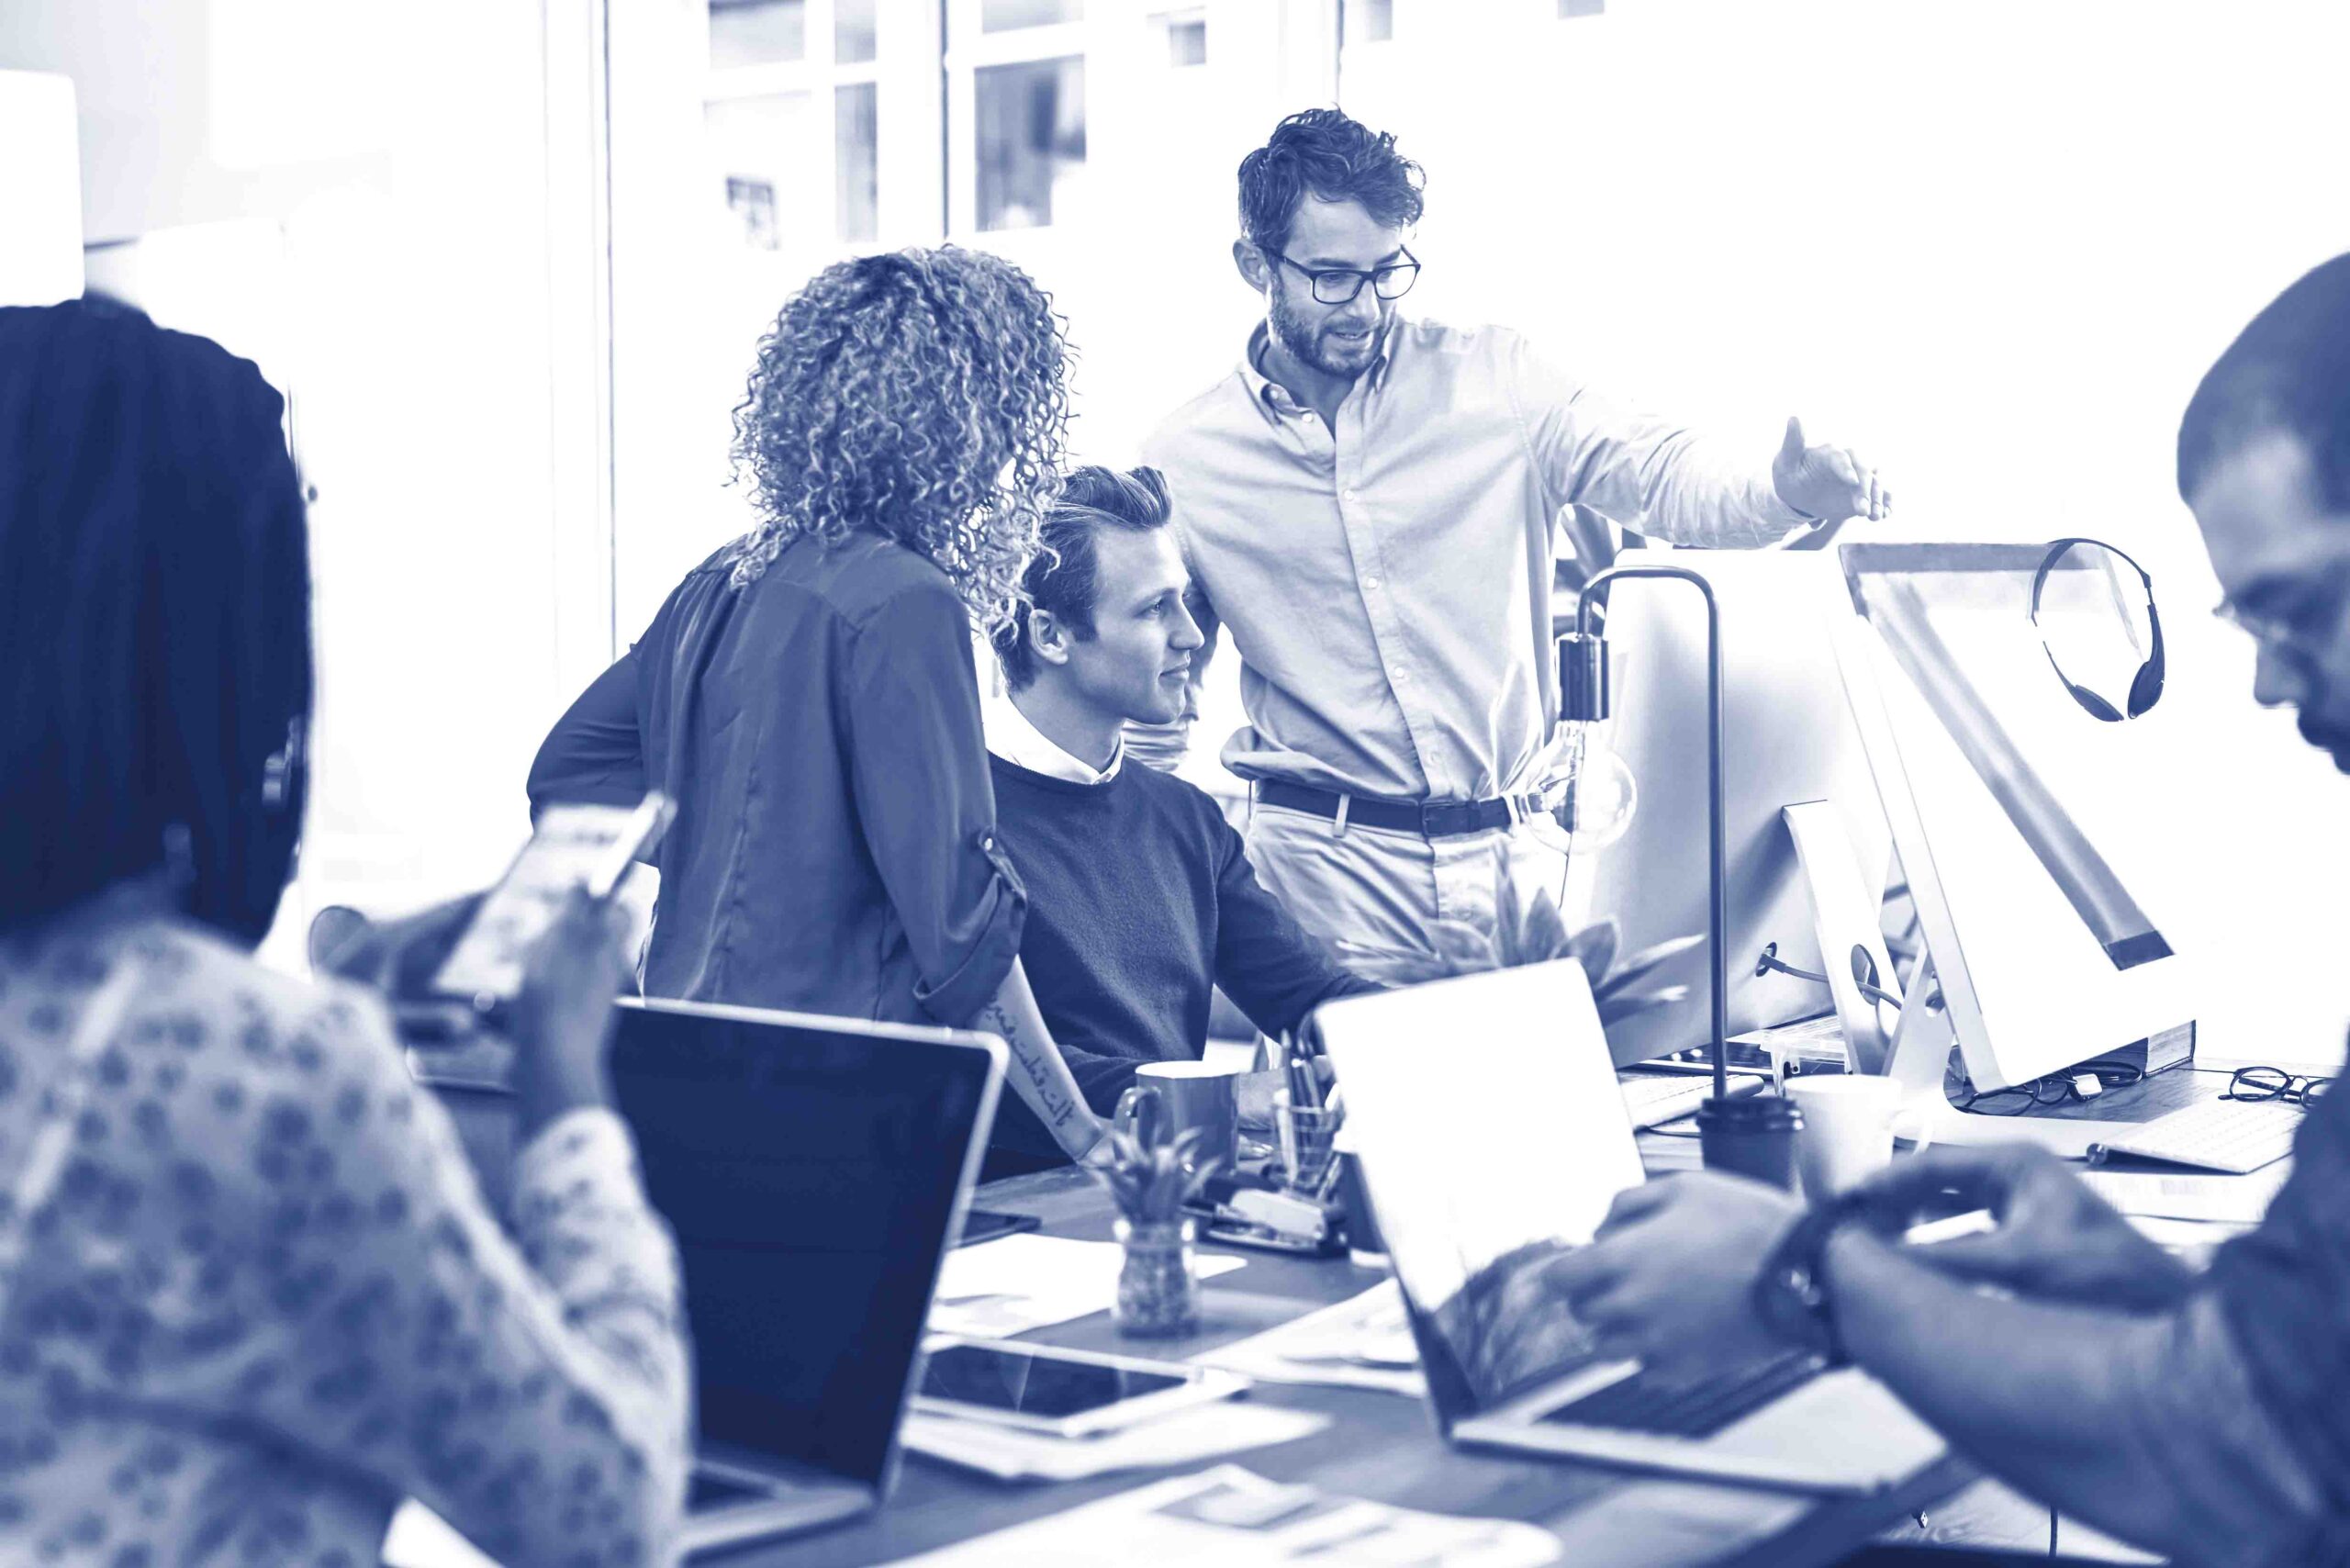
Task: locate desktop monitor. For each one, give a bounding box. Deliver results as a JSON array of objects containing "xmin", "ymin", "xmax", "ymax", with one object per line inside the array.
[
  {"xmin": 1830, "ymin": 543, "xmax": 2199, "ymax": 1094},
  {"xmin": 1585, "ymin": 553, "xmax": 1896, "ymax": 1068}
]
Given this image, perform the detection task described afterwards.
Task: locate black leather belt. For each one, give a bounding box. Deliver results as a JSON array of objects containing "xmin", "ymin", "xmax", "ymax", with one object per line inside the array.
[{"xmin": 1256, "ymin": 780, "xmax": 1547, "ymax": 840}]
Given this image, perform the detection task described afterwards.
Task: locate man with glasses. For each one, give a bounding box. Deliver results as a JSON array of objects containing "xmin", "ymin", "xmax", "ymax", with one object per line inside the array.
[
  {"xmin": 1542, "ymin": 252, "xmax": 2350, "ymax": 1567},
  {"xmin": 1139, "ymin": 107, "xmax": 1890, "ymax": 979}
]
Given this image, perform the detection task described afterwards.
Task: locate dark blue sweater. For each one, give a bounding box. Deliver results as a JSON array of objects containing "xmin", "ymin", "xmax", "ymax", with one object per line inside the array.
[{"xmin": 985, "ymin": 754, "xmax": 1376, "ymax": 1159}]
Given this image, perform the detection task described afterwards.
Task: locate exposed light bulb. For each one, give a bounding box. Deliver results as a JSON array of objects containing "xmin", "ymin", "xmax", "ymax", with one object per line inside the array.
[{"xmin": 1528, "ymin": 722, "xmax": 1638, "ymax": 857}]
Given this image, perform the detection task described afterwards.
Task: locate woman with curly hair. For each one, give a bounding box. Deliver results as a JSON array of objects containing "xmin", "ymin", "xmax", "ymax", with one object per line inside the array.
[{"xmin": 531, "ymin": 247, "xmax": 1111, "ymax": 1163}]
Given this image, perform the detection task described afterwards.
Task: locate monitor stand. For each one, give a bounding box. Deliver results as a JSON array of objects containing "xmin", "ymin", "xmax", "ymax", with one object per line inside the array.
[{"xmin": 1780, "ymin": 801, "xmax": 1904, "ymax": 1074}]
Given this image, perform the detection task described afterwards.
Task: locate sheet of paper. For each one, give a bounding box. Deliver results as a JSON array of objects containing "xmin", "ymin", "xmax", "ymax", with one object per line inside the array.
[
  {"xmin": 903, "ymin": 1403, "xmax": 1329, "ymax": 1483},
  {"xmin": 2084, "ymin": 1163, "xmax": 2290, "ymax": 1225},
  {"xmin": 929, "ymin": 1234, "xmax": 1246, "ymax": 1338},
  {"xmin": 884, "ymin": 1464, "xmax": 1561, "ymax": 1567},
  {"xmin": 1191, "ymin": 1280, "xmax": 1427, "ymax": 1398}
]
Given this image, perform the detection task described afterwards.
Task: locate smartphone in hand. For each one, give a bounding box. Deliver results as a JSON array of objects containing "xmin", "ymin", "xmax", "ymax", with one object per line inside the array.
[{"xmin": 429, "ymin": 794, "xmax": 673, "ymax": 1010}]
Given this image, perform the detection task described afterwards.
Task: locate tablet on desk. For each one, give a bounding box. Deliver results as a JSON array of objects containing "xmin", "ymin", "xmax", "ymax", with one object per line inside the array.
[{"xmin": 913, "ymin": 1338, "xmax": 1248, "ymax": 1439}]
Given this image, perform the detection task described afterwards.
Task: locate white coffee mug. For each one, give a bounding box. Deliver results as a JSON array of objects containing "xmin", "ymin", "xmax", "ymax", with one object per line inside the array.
[{"xmin": 1787, "ymin": 1075, "xmax": 1931, "ymax": 1199}]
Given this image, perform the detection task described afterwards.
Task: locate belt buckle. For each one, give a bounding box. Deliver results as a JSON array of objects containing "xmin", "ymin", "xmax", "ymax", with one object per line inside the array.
[{"xmin": 1419, "ymin": 799, "xmax": 1473, "ymax": 837}]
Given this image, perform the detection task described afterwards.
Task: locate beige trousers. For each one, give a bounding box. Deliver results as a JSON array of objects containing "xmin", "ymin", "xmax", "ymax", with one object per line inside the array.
[{"xmin": 1243, "ymin": 802, "xmax": 1575, "ymax": 986}]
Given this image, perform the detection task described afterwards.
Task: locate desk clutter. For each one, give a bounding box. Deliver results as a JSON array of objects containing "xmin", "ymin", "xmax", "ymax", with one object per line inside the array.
[{"xmin": 885, "ymin": 1465, "xmax": 1563, "ymax": 1568}]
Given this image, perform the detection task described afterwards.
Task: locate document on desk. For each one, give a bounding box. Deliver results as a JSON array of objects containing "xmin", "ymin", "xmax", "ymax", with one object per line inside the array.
[
  {"xmin": 902, "ymin": 1405, "xmax": 1330, "ymax": 1483},
  {"xmin": 928, "ymin": 1234, "xmax": 1246, "ymax": 1338},
  {"xmin": 883, "ymin": 1464, "xmax": 1561, "ymax": 1567},
  {"xmin": 2083, "ymin": 1163, "xmax": 2291, "ymax": 1225},
  {"xmin": 1191, "ymin": 1279, "xmax": 1427, "ymax": 1398}
]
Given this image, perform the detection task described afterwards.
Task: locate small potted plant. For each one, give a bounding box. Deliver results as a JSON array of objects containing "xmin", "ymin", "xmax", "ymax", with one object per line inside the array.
[{"xmin": 1090, "ymin": 1120, "xmax": 1214, "ymax": 1338}]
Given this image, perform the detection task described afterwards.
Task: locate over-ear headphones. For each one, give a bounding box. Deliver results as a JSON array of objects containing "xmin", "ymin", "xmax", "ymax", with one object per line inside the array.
[{"xmin": 2029, "ymin": 537, "xmax": 2165, "ymax": 722}]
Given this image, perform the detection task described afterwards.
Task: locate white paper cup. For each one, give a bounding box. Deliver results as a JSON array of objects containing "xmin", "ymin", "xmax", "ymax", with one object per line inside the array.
[{"xmin": 1787, "ymin": 1075, "xmax": 1930, "ymax": 1199}]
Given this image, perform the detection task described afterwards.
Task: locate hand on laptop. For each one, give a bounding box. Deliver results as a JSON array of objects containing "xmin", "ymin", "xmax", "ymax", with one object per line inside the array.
[
  {"xmin": 1546, "ymin": 1173, "xmax": 1804, "ymax": 1383},
  {"xmin": 1849, "ymin": 1146, "xmax": 2196, "ymax": 1312}
]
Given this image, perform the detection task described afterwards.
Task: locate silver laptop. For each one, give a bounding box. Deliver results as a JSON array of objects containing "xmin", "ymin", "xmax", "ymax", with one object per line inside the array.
[
  {"xmin": 609, "ymin": 997, "xmax": 1004, "ymax": 1555},
  {"xmin": 1317, "ymin": 960, "xmax": 1946, "ymax": 1494}
]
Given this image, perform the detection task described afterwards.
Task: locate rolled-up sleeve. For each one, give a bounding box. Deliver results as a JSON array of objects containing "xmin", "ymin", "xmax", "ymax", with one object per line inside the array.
[
  {"xmin": 845, "ymin": 583, "xmax": 1027, "ymax": 1025},
  {"xmin": 1511, "ymin": 333, "xmax": 1807, "ymax": 549}
]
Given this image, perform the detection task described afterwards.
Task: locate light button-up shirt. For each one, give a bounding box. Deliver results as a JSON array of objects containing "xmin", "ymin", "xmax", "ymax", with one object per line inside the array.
[{"xmin": 1142, "ymin": 318, "xmax": 1809, "ymax": 803}]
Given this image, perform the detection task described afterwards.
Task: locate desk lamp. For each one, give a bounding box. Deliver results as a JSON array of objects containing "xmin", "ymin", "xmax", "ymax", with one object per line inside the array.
[{"xmin": 1558, "ymin": 565, "xmax": 1799, "ymax": 1185}]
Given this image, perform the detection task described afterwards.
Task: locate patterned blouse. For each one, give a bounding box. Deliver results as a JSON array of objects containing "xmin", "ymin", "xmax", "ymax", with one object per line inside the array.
[{"xmin": 0, "ymin": 893, "xmax": 691, "ymax": 1566}]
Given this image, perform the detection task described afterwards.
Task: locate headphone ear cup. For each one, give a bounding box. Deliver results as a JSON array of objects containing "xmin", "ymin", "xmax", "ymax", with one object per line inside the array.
[
  {"xmin": 2069, "ymin": 679, "xmax": 2124, "ymax": 722},
  {"xmin": 2128, "ymin": 603, "xmax": 2166, "ymax": 718}
]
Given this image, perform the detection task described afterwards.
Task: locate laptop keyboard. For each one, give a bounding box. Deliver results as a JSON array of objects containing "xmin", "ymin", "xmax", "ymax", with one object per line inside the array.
[{"xmin": 1538, "ymin": 1351, "xmax": 1825, "ymax": 1438}]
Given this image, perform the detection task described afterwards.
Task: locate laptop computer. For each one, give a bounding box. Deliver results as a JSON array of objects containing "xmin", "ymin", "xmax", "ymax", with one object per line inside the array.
[
  {"xmin": 609, "ymin": 996, "xmax": 1004, "ymax": 1555},
  {"xmin": 1316, "ymin": 960, "xmax": 1947, "ymax": 1494}
]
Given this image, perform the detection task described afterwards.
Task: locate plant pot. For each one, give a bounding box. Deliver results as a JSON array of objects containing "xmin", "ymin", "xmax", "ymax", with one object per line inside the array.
[{"xmin": 1113, "ymin": 1216, "xmax": 1201, "ymax": 1338}]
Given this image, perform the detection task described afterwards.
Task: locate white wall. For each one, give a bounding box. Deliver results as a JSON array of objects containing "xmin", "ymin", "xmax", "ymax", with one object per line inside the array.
[{"xmin": 0, "ymin": 70, "xmax": 84, "ymax": 304}]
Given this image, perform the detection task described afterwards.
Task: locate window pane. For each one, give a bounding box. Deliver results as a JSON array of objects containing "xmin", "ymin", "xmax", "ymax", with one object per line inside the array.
[
  {"xmin": 1344, "ymin": 0, "xmax": 1393, "ymax": 45},
  {"xmin": 705, "ymin": 92, "xmax": 818, "ymax": 252},
  {"xmin": 709, "ymin": 0, "xmax": 807, "ymax": 69},
  {"xmin": 1560, "ymin": 0, "xmax": 1605, "ymax": 15},
  {"xmin": 975, "ymin": 55, "xmax": 1085, "ymax": 231},
  {"xmin": 1162, "ymin": 11, "xmax": 1207, "ymax": 67},
  {"xmin": 835, "ymin": 0, "xmax": 878, "ymax": 63},
  {"xmin": 835, "ymin": 83, "xmax": 878, "ymax": 242},
  {"xmin": 981, "ymin": 0, "xmax": 1082, "ymax": 32}
]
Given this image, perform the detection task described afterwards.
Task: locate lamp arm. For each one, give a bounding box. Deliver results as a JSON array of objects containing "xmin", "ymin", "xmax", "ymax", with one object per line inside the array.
[{"xmin": 1571, "ymin": 566, "xmax": 1729, "ymax": 1101}]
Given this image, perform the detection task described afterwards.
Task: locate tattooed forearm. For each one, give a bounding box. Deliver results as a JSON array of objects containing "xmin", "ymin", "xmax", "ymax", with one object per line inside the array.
[{"xmin": 980, "ymin": 1002, "xmax": 1079, "ymax": 1129}]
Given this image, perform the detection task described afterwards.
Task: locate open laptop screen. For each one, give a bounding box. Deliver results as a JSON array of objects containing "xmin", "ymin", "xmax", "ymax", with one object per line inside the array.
[
  {"xmin": 1317, "ymin": 961, "xmax": 1646, "ymax": 1424},
  {"xmin": 609, "ymin": 1000, "xmax": 997, "ymax": 1492}
]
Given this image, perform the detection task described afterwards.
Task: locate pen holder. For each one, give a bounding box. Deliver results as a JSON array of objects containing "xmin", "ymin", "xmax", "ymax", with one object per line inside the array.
[
  {"xmin": 1113, "ymin": 1217, "xmax": 1201, "ymax": 1338},
  {"xmin": 1274, "ymin": 1103, "xmax": 1341, "ymax": 1195}
]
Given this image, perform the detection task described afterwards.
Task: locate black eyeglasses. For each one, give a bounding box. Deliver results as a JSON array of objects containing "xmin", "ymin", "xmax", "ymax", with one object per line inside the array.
[
  {"xmin": 2224, "ymin": 1065, "xmax": 2332, "ymax": 1106},
  {"xmin": 1262, "ymin": 246, "xmax": 1421, "ymax": 306}
]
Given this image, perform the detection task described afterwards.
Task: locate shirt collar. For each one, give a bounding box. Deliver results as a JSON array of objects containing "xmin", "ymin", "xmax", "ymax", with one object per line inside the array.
[
  {"xmin": 1239, "ymin": 319, "xmax": 1398, "ymax": 420},
  {"xmin": 985, "ymin": 692, "xmax": 1123, "ymax": 785}
]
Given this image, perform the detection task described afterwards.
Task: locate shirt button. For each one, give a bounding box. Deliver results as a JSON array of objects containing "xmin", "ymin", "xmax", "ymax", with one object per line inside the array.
[
  {"xmin": 1393, "ymin": 669, "xmax": 1412, "ymax": 684},
  {"xmin": 1364, "ymin": 577, "xmax": 1382, "ymax": 591},
  {"xmin": 1342, "ymin": 487, "xmax": 1359, "ymax": 502}
]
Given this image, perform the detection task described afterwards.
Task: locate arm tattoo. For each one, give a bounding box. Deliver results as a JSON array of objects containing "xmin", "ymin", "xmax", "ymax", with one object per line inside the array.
[{"xmin": 980, "ymin": 1002, "xmax": 1079, "ymax": 1130}]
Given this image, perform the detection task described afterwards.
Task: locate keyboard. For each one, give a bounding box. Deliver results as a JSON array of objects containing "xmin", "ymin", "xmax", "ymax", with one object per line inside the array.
[
  {"xmin": 1538, "ymin": 1351, "xmax": 1824, "ymax": 1439},
  {"xmin": 2092, "ymin": 1095, "xmax": 2305, "ymax": 1174},
  {"xmin": 1617, "ymin": 1070, "xmax": 1772, "ymax": 1130}
]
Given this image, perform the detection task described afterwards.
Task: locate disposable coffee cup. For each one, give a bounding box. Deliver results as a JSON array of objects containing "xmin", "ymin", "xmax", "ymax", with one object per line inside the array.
[{"xmin": 1695, "ymin": 1092, "xmax": 1802, "ymax": 1190}]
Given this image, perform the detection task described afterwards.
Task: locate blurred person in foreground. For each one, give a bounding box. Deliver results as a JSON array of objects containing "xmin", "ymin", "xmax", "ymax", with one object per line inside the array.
[
  {"xmin": 1141, "ymin": 107, "xmax": 1890, "ymax": 982},
  {"xmin": 1547, "ymin": 252, "xmax": 2350, "ymax": 1567},
  {"xmin": 528, "ymin": 249, "xmax": 1113, "ymax": 1164},
  {"xmin": 0, "ymin": 297, "xmax": 688, "ymax": 1565},
  {"xmin": 979, "ymin": 465, "xmax": 1378, "ymax": 1170}
]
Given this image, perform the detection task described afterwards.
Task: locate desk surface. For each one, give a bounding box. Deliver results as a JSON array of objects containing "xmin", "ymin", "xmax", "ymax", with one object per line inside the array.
[{"xmin": 722, "ymin": 1158, "xmax": 1970, "ymax": 1568}]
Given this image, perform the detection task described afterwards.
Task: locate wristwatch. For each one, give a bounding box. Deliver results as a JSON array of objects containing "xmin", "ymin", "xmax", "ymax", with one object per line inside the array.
[{"xmin": 1752, "ymin": 1193, "xmax": 1875, "ymax": 1365}]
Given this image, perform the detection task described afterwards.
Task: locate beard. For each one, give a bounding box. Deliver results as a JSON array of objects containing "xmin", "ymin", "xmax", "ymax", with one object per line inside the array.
[
  {"xmin": 2298, "ymin": 708, "xmax": 2350, "ymax": 768},
  {"xmin": 1268, "ymin": 286, "xmax": 1385, "ymax": 382}
]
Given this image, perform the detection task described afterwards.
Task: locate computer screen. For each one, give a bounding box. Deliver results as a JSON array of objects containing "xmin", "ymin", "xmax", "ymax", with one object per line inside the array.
[
  {"xmin": 1587, "ymin": 553, "xmax": 1893, "ymax": 1066},
  {"xmin": 1316, "ymin": 961, "xmax": 1644, "ymax": 1424},
  {"xmin": 609, "ymin": 1000, "xmax": 997, "ymax": 1490},
  {"xmin": 1835, "ymin": 543, "xmax": 2198, "ymax": 1092}
]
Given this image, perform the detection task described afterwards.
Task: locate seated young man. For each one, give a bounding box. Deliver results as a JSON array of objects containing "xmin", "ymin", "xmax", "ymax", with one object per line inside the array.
[{"xmin": 983, "ymin": 465, "xmax": 1377, "ymax": 1166}]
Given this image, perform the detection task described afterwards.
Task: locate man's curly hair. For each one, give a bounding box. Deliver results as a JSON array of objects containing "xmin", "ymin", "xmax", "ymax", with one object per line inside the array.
[{"xmin": 725, "ymin": 247, "xmax": 1072, "ymax": 633}]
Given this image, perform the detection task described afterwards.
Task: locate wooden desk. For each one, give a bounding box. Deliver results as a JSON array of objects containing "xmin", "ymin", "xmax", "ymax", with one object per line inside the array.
[{"xmin": 715, "ymin": 1158, "xmax": 1972, "ymax": 1568}]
